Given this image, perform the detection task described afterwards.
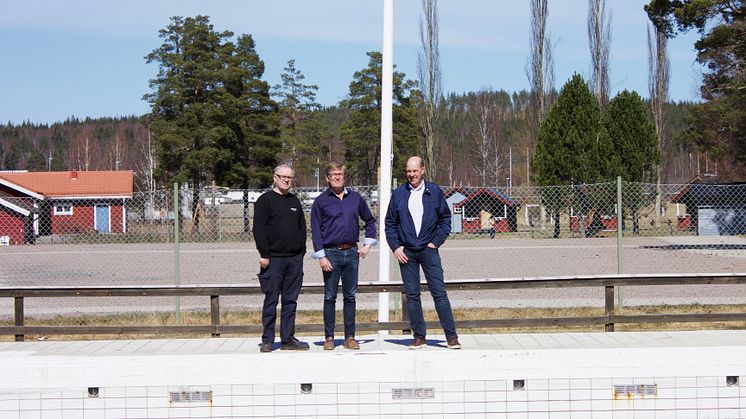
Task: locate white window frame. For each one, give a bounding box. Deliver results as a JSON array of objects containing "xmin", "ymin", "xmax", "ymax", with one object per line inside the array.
[{"xmin": 53, "ymin": 203, "xmax": 73, "ymax": 216}]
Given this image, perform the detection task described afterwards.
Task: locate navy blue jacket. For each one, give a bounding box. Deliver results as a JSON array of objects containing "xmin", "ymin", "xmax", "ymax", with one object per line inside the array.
[{"xmin": 384, "ymin": 181, "xmax": 451, "ymax": 252}]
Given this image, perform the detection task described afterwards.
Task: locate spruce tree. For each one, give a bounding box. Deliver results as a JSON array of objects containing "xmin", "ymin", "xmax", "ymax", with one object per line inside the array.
[{"xmin": 532, "ymin": 74, "xmax": 601, "ymax": 237}]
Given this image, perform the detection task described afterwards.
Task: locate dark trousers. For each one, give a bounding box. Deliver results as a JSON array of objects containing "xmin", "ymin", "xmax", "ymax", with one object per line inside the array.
[
  {"xmin": 322, "ymin": 247, "xmax": 360, "ymax": 338},
  {"xmin": 399, "ymin": 247, "xmax": 457, "ymax": 339},
  {"xmin": 258, "ymin": 253, "xmax": 304, "ymax": 343}
]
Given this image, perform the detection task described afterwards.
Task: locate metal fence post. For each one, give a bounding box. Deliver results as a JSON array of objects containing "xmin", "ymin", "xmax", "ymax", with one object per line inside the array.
[{"xmin": 173, "ymin": 182, "xmax": 181, "ymax": 324}]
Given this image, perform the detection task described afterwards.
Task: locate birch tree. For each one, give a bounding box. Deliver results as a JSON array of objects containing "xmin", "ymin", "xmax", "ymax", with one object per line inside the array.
[
  {"xmin": 417, "ymin": 0, "xmax": 442, "ymax": 181},
  {"xmin": 587, "ymin": 0, "xmax": 612, "ymax": 109}
]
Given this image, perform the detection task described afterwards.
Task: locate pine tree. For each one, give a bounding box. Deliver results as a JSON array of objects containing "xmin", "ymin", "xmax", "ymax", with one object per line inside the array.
[
  {"xmin": 340, "ymin": 51, "xmax": 419, "ymax": 185},
  {"xmin": 272, "ymin": 60, "xmax": 324, "ymax": 181},
  {"xmin": 601, "ymin": 89, "xmax": 660, "ymax": 233},
  {"xmin": 532, "ymin": 74, "xmax": 601, "ymax": 237}
]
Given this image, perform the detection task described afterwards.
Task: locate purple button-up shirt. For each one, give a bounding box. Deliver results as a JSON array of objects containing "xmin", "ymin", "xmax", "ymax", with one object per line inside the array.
[{"xmin": 310, "ymin": 187, "xmax": 377, "ymax": 259}]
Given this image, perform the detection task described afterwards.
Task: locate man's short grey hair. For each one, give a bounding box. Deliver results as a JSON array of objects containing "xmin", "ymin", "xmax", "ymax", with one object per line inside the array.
[{"xmin": 274, "ymin": 164, "xmax": 294, "ymax": 176}]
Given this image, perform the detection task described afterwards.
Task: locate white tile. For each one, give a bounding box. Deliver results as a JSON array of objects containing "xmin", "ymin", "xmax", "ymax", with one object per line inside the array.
[
  {"xmin": 315, "ymin": 404, "xmax": 337, "ymax": 416},
  {"xmin": 379, "ymin": 403, "xmax": 400, "ymax": 415},
  {"xmin": 209, "ymin": 404, "xmax": 232, "ymax": 417},
  {"xmin": 527, "ymin": 400, "xmax": 549, "ymax": 412},
  {"xmin": 442, "ymin": 390, "xmax": 464, "ymax": 403},
  {"xmin": 696, "ymin": 397, "xmax": 718, "ymax": 409},
  {"xmin": 465, "ymin": 380, "xmax": 485, "ymax": 392},
  {"xmin": 547, "ymin": 411, "xmax": 571, "ymax": 419},
  {"xmin": 252, "ymin": 384, "xmax": 273, "ymax": 395},
  {"xmin": 421, "ymin": 403, "xmax": 444, "ymax": 414},
  {"xmin": 401, "ymin": 403, "xmax": 423, "ymax": 415},
  {"xmin": 674, "ymin": 398, "xmax": 697, "ymax": 410},
  {"xmin": 486, "ymin": 380, "xmax": 507, "ymax": 392},
  {"xmin": 252, "ymin": 405, "xmax": 274, "ymax": 417},
  {"xmin": 145, "ymin": 407, "xmax": 168, "ymax": 418},
  {"xmin": 293, "ymin": 404, "xmax": 316, "ymax": 417},
  {"xmin": 358, "ymin": 392, "xmax": 379, "ymax": 404},
  {"xmin": 485, "ymin": 401, "xmax": 506, "ymax": 414},
  {"xmin": 274, "ymin": 405, "xmax": 295, "ymax": 416},
  {"xmin": 40, "ymin": 398, "xmax": 61, "ymax": 411},
  {"xmin": 569, "ymin": 389, "xmax": 591, "ymax": 401},
  {"xmin": 273, "ymin": 384, "xmax": 295, "ymax": 395},
  {"xmin": 464, "ymin": 391, "xmax": 485, "ymax": 403},
  {"xmin": 696, "ymin": 409, "xmax": 720, "ymax": 419},
  {"xmin": 252, "ymin": 395, "xmax": 274, "ymax": 406},
  {"xmin": 358, "ymin": 403, "xmax": 381, "ymax": 415},
  {"xmin": 718, "ymin": 409, "xmax": 742, "ymax": 419},
  {"xmin": 718, "ymin": 396, "xmax": 740, "ymax": 409},
  {"xmin": 315, "ymin": 393, "xmax": 336, "ymax": 405},
  {"xmin": 231, "ymin": 395, "xmax": 252, "ymax": 407},
  {"xmin": 443, "ymin": 402, "xmax": 465, "ymax": 414},
  {"xmin": 273, "ymin": 394, "xmax": 294, "ymax": 406},
  {"xmin": 506, "ymin": 401, "xmax": 528, "ymax": 413},
  {"xmin": 547, "ymin": 400, "xmax": 570, "ymax": 412},
  {"xmin": 125, "ymin": 387, "xmax": 146, "ymax": 398},
  {"xmin": 231, "ymin": 405, "xmax": 252, "ymax": 416},
  {"xmin": 528, "ymin": 379, "xmax": 549, "ymax": 391},
  {"xmin": 464, "ymin": 402, "xmax": 486, "ymax": 413},
  {"xmin": 104, "ymin": 408, "xmax": 125, "ymax": 419},
  {"xmin": 124, "ymin": 408, "xmax": 147, "ymax": 418},
  {"xmin": 337, "ymin": 393, "xmax": 357, "ymax": 404},
  {"xmin": 19, "ymin": 411, "xmax": 41, "ymax": 419},
  {"xmin": 19, "ymin": 399, "xmax": 40, "ymax": 410},
  {"xmin": 675, "ymin": 377, "xmax": 697, "ymax": 388},
  {"xmin": 570, "ymin": 379, "xmax": 591, "ymax": 390}
]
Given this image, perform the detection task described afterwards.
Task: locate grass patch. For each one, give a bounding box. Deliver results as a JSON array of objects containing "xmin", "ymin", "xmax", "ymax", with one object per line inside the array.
[{"xmin": 2, "ymin": 304, "xmax": 745, "ymax": 342}]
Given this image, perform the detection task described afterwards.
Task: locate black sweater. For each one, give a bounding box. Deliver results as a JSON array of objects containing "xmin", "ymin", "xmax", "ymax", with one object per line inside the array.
[{"xmin": 252, "ymin": 190, "xmax": 307, "ymax": 258}]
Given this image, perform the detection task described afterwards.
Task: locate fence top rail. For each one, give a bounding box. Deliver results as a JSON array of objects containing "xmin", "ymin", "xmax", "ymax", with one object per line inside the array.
[{"xmin": 1, "ymin": 273, "xmax": 745, "ymax": 297}]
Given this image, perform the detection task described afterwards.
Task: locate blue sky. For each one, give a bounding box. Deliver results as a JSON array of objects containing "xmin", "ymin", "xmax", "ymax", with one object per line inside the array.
[{"xmin": 1, "ymin": 0, "xmax": 702, "ymax": 125}]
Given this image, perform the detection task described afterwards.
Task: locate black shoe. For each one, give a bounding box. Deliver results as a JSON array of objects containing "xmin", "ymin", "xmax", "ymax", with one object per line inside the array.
[
  {"xmin": 280, "ymin": 337, "xmax": 309, "ymax": 351},
  {"xmin": 259, "ymin": 342, "xmax": 273, "ymax": 353}
]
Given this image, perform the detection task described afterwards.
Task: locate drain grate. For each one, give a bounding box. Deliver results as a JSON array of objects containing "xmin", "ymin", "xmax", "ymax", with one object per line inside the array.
[
  {"xmin": 169, "ymin": 390, "xmax": 212, "ymax": 403},
  {"xmin": 613, "ymin": 384, "xmax": 657, "ymax": 398},
  {"xmin": 392, "ymin": 387, "xmax": 435, "ymax": 400}
]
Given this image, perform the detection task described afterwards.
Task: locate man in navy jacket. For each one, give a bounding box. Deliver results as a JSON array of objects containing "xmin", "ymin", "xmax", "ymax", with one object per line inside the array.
[{"xmin": 384, "ymin": 156, "xmax": 461, "ymax": 350}]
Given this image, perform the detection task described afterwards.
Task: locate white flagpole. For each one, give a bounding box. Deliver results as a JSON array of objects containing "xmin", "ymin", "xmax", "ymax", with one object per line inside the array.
[{"xmin": 378, "ymin": 0, "xmax": 394, "ymax": 328}]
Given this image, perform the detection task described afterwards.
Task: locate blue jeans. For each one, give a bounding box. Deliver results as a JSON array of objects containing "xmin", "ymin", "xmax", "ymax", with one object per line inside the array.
[
  {"xmin": 257, "ymin": 253, "xmax": 304, "ymax": 343},
  {"xmin": 399, "ymin": 247, "xmax": 457, "ymax": 339},
  {"xmin": 323, "ymin": 247, "xmax": 360, "ymax": 338}
]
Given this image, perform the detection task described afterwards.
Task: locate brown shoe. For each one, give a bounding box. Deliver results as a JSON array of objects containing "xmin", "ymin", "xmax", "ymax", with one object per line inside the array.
[
  {"xmin": 343, "ymin": 337, "xmax": 360, "ymax": 350},
  {"xmin": 324, "ymin": 337, "xmax": 335, "ymax": 351},
  {"xmin": 447, "ymin": 336, "xmax": 461, "ymax": 349},
  {"xmin": 408, "ymin": 336, "xmax": 427, "ymax": 350}
]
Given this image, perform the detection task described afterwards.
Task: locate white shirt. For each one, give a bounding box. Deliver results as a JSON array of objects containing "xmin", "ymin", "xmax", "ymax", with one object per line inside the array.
[{"xmin": 408, "ymin": 183, "xmax": 425, "ymax": 236}]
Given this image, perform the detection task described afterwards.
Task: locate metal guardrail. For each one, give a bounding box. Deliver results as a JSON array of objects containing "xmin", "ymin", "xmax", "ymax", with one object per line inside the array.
[{"xmin": 2, "ymin": 273, "xmax": 746, "ymax": 341}]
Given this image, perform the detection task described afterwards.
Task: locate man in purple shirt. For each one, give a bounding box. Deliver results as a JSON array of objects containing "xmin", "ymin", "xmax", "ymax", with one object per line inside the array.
[{"xmin": 311, "ymin": 161, "xmax": 377, "ymax": 350}]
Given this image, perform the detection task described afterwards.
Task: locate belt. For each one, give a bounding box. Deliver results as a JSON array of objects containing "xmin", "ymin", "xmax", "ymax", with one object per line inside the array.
[{"xmin": 332, "ymin": 243, "xmax": 356, "ymax": 250}]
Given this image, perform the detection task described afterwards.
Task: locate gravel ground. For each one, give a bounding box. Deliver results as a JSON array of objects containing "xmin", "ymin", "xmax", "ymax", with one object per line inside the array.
[{"xmin": 1, "ymin": 236, "xmax": 745, "ymax": 317}]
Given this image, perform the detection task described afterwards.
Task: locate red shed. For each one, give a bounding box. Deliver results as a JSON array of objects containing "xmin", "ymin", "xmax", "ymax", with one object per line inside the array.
[{"xmin": 0, "ymin": 171, "xmax": 133, "ymax": 242}]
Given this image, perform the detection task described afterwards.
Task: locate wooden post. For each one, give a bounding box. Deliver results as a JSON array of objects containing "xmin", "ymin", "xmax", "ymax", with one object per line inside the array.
[
  {"xmin": 605, "ymin": 285, "xmax": 615, "ymax": 332},
  {"xmin": 15, "ymin": 296, "xmax": 24, "ymax": 342},
  {"xmin": 210, "ymin": 295, "xmax": 220, "ymax": 338},
  {"xmin": 401, "ymin": 292, "xmax": 411, "ymax": 335}
]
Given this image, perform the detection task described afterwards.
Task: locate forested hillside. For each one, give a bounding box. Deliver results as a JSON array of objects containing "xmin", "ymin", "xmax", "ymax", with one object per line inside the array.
[{"xmin": 0, "ymin": 97, "xmax": 705, "ymax": 190}]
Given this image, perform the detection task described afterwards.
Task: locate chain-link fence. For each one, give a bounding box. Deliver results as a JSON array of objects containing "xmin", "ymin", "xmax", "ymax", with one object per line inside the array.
[{"xmin": 1, "ymin": 181, "xmax": 745, "ymax": 316}]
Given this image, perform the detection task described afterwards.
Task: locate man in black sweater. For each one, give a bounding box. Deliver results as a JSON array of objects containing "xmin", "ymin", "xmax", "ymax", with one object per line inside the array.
[{"xmin": 252, "ymin": 164, "xmax": 309, "ymax": 352}]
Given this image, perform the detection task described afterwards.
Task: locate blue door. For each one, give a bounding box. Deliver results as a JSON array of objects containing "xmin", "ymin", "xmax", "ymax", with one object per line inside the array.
[{"xmin": 95, "ymin": 205, "xmax": 110, "ymax": 233}]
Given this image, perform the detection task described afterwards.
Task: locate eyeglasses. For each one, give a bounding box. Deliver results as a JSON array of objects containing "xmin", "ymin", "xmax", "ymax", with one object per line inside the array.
[
  {"xmin": 275, "ymin": 174, "xmax": 294, "ymax": 181},
  {"xmin": 326, "ymin": 172, "xmax": 345, "ymax": 179}
]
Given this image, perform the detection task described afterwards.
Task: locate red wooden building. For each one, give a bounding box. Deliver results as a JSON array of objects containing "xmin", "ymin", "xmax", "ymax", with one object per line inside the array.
[{"xmin": 0, "ymin": 171, "xmax": 134, "ymax": 244}]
